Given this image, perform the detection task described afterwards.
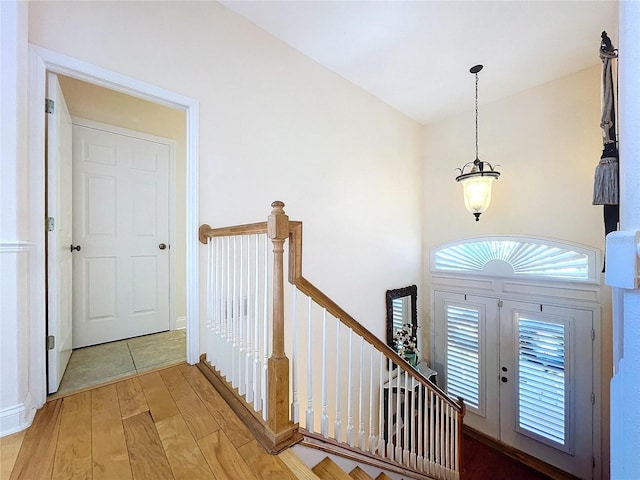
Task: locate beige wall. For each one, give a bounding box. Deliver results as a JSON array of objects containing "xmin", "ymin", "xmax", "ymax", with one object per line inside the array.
[
  {"xmin": 422, "ymin": 65, "xmax": 612, "ymax": 472},
  {"xmin": 57, "ymin": 75, "xmax": 187, "ymax": 322},
  {"xmin": 29, "ymin": 1, "xmax": 425, "ymax": 343}
]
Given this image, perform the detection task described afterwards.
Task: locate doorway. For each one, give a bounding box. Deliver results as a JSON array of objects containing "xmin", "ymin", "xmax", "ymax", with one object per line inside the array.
[
  {"xmin": 29, "ymin": 45, "xmax": 200, "ymax": 408},
  {"xmin": 46, "ymin": 73, "xmax": 188, "ymax": 394},
  {"xmin": 429, "ymin": 235, "xmax": 603, "ymax": 478},
  {"xmin": 433, "ymin": 292, "xmax": 594, "ymax": 479}
]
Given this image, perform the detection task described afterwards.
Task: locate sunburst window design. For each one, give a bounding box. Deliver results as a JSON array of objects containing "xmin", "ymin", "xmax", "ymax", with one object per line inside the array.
[{"xmin": 432, "ymin": 238, "xmax": 596, "ymax": 282}]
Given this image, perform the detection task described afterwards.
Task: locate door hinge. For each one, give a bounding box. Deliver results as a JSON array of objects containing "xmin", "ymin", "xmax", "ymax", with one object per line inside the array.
[
  {"xmin": 47, "ymin": 217, "xmax": 55, "ymax": 232},
  {"xmin": 47, "ymin": 335, "xmax": 55, "ymax": 350},
  {"xmin": 591, "ymin": 392, "xmax": 596, "ymax": 405},
  {"xmin": 45, "ymin": 98, "xmax": 55, "ymax": 114},
  {"xmin": 592, "ymin": 329, "xmax": 596, "ymax": 341},
  {"xmin": 497, "ymin": 299, "xmax": 503, "ymax": 308}
]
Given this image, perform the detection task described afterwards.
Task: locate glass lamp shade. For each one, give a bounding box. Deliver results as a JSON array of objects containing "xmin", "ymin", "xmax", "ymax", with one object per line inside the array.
[{"xmin": 456, "ymin": 171, "xmax": 499, "ymax": 221}]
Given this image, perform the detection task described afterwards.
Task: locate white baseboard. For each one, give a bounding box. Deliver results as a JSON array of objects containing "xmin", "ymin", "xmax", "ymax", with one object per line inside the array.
[
  {"xmin": 175, "ymin": 316, "xmax": 186, "ymax": 330},
  {"xmin": 0, "ymin": 393, "xmax": 36, "ymax": 437}
]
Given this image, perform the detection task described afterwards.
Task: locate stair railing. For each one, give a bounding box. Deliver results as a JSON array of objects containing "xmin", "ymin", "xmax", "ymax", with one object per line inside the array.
[{"xmin": 199, "ymin": 201, "xmax": 465, "ymax": 479}]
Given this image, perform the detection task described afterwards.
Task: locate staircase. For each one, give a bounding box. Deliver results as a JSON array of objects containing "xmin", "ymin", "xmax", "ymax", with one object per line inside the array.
[
  {"xmin": 312, "ymin": 457, "xmax": 392, "ymax": 480},
  {"xmin": 198, "ymin": 201, "xmax": 465, "ymax": 479},
  {"xmin": 279, "ymin": 449, "xmax": 393, "ymax": 480}
]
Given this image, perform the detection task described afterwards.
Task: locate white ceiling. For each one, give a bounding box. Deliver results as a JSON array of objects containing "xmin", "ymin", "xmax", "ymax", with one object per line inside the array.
[{"xmin": 220, "ymin": 1, "xmax": 618, "ymax": 125}]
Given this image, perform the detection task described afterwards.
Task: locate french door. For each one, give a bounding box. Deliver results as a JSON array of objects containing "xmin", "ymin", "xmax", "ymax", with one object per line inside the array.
[{"xmin": 433, "ymin": 291, "xmax": 594, "ymax": 479}]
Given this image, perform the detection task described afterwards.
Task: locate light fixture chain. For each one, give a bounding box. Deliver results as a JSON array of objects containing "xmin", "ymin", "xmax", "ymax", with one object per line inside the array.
[{"xmin": 475, "ymin": 72, "xmax": 479, "ymax": 161}]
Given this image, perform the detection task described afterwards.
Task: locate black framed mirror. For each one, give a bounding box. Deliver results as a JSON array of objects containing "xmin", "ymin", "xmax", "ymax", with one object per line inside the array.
[{"xmin": 385, "ymin": 285, "xmax": 418, "ymax": 362}]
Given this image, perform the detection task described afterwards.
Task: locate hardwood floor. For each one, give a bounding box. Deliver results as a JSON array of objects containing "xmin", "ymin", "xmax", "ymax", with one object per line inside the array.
[
  {"xmin": 3, "ymin": 363, "xmax": 561, "ymax": 480},
  {"xmin": 462, "ymin": 433, "xmax": 553, "ymax": 480},
  {"xmin": 6, "ymin": 364, "xmax": 297, "ymax": 480}
]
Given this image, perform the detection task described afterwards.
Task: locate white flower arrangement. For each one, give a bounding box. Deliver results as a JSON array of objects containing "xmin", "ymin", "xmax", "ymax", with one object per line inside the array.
[{"xmin": 393, "ymin": 323, "xmax": 418, "ymax": 358}]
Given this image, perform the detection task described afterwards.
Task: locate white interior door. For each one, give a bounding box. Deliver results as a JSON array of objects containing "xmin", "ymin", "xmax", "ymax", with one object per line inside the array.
[
  {"xmin": 46, "ymin": 73, "xmax": 74, "ymax": 393},
  {"xmin": 72, "ymin": 122, "xmax": 171, "ymax": 348}
]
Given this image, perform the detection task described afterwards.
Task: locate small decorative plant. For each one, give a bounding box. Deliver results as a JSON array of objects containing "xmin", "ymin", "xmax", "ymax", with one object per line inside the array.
[{"xmin": 394, "ymin": 323, "xmax": 419, "ymax": 363}]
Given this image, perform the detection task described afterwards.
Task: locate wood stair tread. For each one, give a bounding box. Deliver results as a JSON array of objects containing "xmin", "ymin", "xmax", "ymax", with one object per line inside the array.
[
  {"xmin": 349, "ymin": 465, "xmax": 373, "ymax": 480},
  {"xmin": 312, "ymin": 457, "xmax": 352, "ymax": 480},
  {"xmin": 375, "ymin": 474, "xmax": 393, "ymax": 480},
  {"xmin": 278, "ymin": 449, "xmax": 321, "ymax": 480}
]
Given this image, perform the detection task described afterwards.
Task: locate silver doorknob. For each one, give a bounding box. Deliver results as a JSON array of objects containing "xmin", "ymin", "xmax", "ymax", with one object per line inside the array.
[
  {"xmin": 70, "ymin": 244, "xmax": 81, "ymax": 252},
  {"xmin": 159, "ymin": 243, "xmax": 167, "ymax": 250}
]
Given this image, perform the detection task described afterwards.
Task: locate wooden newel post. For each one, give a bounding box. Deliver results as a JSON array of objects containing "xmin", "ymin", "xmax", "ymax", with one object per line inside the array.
[{"xmin": 266, "ymin": 201, "xmax": 297, "ymax": 447}]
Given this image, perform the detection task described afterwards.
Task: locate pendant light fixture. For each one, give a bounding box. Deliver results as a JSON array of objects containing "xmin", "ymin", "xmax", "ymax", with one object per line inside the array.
[{"xmin": 456, "ymin": 64, "xmax": 500, "ymax": 221}]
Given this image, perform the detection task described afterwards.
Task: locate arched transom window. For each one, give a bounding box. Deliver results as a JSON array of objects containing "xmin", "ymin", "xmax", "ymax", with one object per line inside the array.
[{"xmin": 431, "ymin": 236, "xmax": 600, "ymax": 283}]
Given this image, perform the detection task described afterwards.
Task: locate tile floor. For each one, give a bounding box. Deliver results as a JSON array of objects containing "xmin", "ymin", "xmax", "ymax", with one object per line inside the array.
[{"xmin": 55, "ymin": 330, "xmax": 186, "ymax": 396}]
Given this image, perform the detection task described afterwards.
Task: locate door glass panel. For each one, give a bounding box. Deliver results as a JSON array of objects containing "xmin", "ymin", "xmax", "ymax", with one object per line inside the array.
[
  {"xmin": 517, "ymin": 316, "xmax": 566, "ymax": 446},
  {"xmin": 446, "ymin": 305, "xmax": 481, "ymax": 410}
]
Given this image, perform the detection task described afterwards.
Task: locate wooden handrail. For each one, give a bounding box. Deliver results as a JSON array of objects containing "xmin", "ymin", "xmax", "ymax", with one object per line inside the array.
[{"xmin": 199, "ymin": 221, "xmax": 267, "ymax": 244}]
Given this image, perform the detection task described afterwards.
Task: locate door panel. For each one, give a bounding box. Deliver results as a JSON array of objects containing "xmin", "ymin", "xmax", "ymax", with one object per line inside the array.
[
  {"xmin": 433, "ymin": 291, "xmax": 499, "ymax": 439},
  {"xmin": 46, "ymin": 73, "xmax": 74, "ymax": 393},
  {"xmin": 499, "ymin": 301, "xmax": 593, "ymax": 479},
  {"xmin": 72, "ymin": 124, "xmax": 170, "ymax": 347}
]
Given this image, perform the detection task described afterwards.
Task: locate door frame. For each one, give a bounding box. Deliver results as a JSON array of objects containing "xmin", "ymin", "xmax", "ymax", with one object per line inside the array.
[
  {"xmin": 428, "ymin": 235, "xmax": 603, "ymax": 478},
  {"xmin": 28, "ymin": 45, "xmax": 200, "ymax": 409}
]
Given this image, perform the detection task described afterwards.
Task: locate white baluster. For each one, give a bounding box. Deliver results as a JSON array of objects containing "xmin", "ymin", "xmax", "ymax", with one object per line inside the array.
[
  {"xmin": 369, "ymin": 347, "xmax": 377, "ymax": 454},
  {"xmin": 253, "ymin": 235, "xmax": 261, "ymax": 411},
  {"xmin": 214, "ymin": 237, "xmax": 222, "ymax": 364},
  {"xmin": 346, "ymin": 328, "xmax": 355, "ymax": 447},
  {"xmin": 377, "ymin": 351, "xmax": 385, "ymax": 456},
  {"xmin": 290, "ymin": 285, "xmax": 299, "ymax": 423},
  {"xmin": 446, "ymin": 404, "xmax": 451, "ymax": 475},
  {"xmin": 305, "ymin": 297, "xmax": 314, "ymax": 431},
  {"xmin": 238, "ymin": 235, "xmax": 245, "ymax": 394},
  {"xmin": 321, "ymin": 308, "xmax": 329, "ymax": 437},
  {"xmin": 437, "ymin": 396, "xmax": 442, "ymax": 477},
  {"xmin": 418, "ymin": 377, "xmax": 424, "ymax": 471},
  {"xmin": 403, "ymin": 370, "xmax": 410, "ymax": 465},
  {"xmin": 394, "ymin": 365, "xmax": 402, "ymax": 462},
  {"xmin": 262, "ymin": 234, "xmax": 268, "ymax": 421},
  {"xmin": 212, "ymin": 238, "xmax": 220, "ymax": 365},
  {"xmin": 386, "ymin": 358, "xmax": 393, "ymax": 459},
  {"xmin": 429, "ymin": 389, "xmax": 435, "ymax": 475},
  {"xmin": 358, "ymin": 337, "xmax": 365, "ymax": 450},
  {"xmin": 440, "ymin": 396, "xmax": 447, "ymax": 474},
  {"xmin": 225, "ymin": 236, "xmax": 232, "ymax": 377},
  {"xmin": 245, "ymin": 235, "xmax": 253, "ymax": 402},
  {"xmin": 219, "ymin": 238, "xmax": 226, "ymax": 372},
  {"xmin": 454, "ymin": 408, "xmax": 459, "ymax": 477},
  {"xmin": 206, "ymin": 238, "xmax": 213, "ymax": 363},
  {"xmin": 205, "ymin": 239, "xmax": 212, "ymax": 361},
  {"xmin": 334, "ymin": 320, "xmax": 342, "ymax": 442},
  {"xmin": 409, "ymin": 375, "xmax": 416, "ymax": 468},
  {"xmin": 206, "ymin": 238, "xmax": 212, "ymax": 328},
  {"xmin": 234, "ymin": 236, "xmax": 241, "ymax": 388}
]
